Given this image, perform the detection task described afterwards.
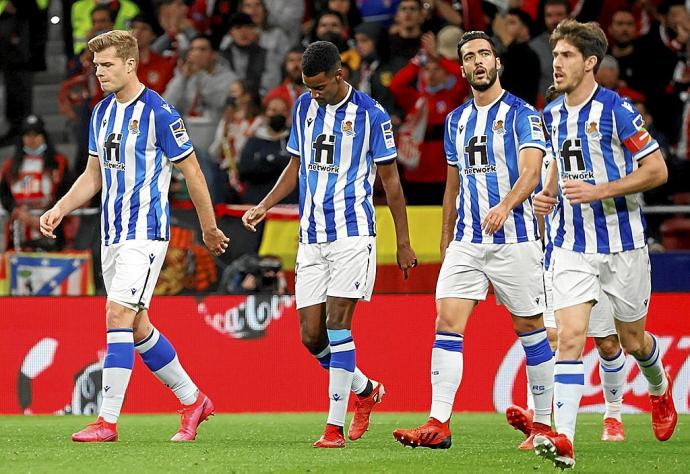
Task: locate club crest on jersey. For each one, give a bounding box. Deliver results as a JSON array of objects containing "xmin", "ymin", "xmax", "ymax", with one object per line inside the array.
[
  {"xmin": 128, "ymin": 119, "xmax": 140, "ymax": 135},
  {"xmin": 341, "ymin": 120, "xmax": 355, "ymax": 137},
  {"xmin": 492, "ymin": 119, "xmax": 506, "ymax": 135},
  {"xmin": 169, "ymin": 118, "xmax": 190, "ymax": 146},
  {"xmin": 586, "ymin": 121, "xmax": 601, "ymax": 139}
]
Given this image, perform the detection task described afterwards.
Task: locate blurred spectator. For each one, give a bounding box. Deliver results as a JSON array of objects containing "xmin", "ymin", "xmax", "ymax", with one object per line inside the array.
[
  {"xmin": 529, "ymin": 0, "xmax": 570, "ymax": 102},
  {"xmin": 389, "ymin": 0, "xmax": 424, "ymax": 63},
  {"xmin": 131, "ymin": 13, "xmax": 176, "ymax": 94},
  {"xmin": 421, "ymin": 0, "xmax": 463, "ymax": 32},
  {"xmin": 71, "ymin": 0, "xmax": 139, "ymax": 55},
  {"xmin": 90, "ymin": 4, "xmax": 115, "ymax": 34},
  {"xmin": 308, "ymin": 10, "xmax": 361, "ymax": 72},
  {"xmin": 493, "ymin": 8, "xmax": 540, "ymax": 105},
  {"xmin": 263, "ymin": 46, "xmax": 305, "ymax": 110},
  {"xmin": 58, "ymin": 48, "xmax": 103, "ymax": 175},
  {"xmin": 237, "ymin": 96, "xmax": 297, "ymax": 205},
  {"xmin": 356, "ymin": 0, "xmax": 399, "ymax": 25},
  {"xmin": 152, "ymin": 0, "xmax": 198, "ymax": 59},
  {"xmin": 0, "ymin": 115, "xmax": 72, "ymax": 251},
  {"xmin": 240, "ymin": 0, "xmax": 291, "ymax": 69},
  {"xmin": 352, "ymin": 22, "xmax": 402, "ymax": 122},
  {"xmin": 607, "ymin": 7, "xmax": 638, "ymax": 86},
  {"xmin": 634, "ymin": 100, "xmax": 671, "ymax": 161},
  {"xmin": 209, "ymin": 0, "xmax": 237, "ymax": 47},
  {"xmin": 327, "ymin": 0, "xmax": 363, "ymax": 36},
  {"xmin": 209, "ymin": 79, "xmax": 263, "ymax": 203},
  {"xmin": 595, "ymin": 55, "xmax": 645, "ymax": 102},
  {"xmin": 629, "ymin": 0, "xmax": 689, "ymax": 145},
  {"xmin": 0, "ymin": 1, "xmax": 35, "ymax": 146},
  {"xmin": 219, "ymin": 12, "xmax": 281, "ymax": 97},
  {"xmin": 390, "ymin": 31, "xmax": 467, "ymax": 204},
  {"xmin": 263, "ymin": 0, "xmax": 304, "ymax": 46},
  {"xmin": 164, "ymin": 34, "xmax": 237, "ymax": 203}
]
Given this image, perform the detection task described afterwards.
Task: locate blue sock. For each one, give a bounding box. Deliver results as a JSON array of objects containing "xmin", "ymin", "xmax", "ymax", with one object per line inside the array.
[
  {"xmin": 135, "ymin": 327, "xmax": 198, "ymax": 405},
  {"xmin": 326, "ymin": 329, "xmax": 355, "ymax": 426},
  {"xmin": 99, "ymin": 328, "xmax": 134, "ymax": 423},
  {"xmin": 519, "ymin": 328, "xmax": 555, "ymax": 426}
]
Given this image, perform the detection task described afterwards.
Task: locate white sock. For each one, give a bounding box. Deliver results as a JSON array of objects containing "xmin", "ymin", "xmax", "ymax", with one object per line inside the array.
[
  {"xmin": 135, "ymin": 327, "xmax": 198, "ymax": 405},
  {"xmin": 634, "ymin": 333, "xmax": 668, "ymax": 396},
  {"xmin": 352, "ymin": 367, "xmax": 369, "ymax": 395},
  {"xmin": 99, "ymin": 329, "xmax": 134, "ymax": 423},
  {"xmin": 598, "ymin": 349, "xmax": 626, "ymax": 421},
  {"xmin": 519, "ymin": 329, "xmax": 555, "ymax": 426},
  {"xmin": 526, "ymin": 381, "xmax": 535, "ymax": 411},
  {"xmin": 429, "ymin": 332, "xmax": 463, "ymax": 423},
  {"xmin": 553, "ymin": 361, "xmax": 584, "ymax": 442},
  {"xmin": 326, "ymin": 329, "xmax": 355, "ymax": 427}
]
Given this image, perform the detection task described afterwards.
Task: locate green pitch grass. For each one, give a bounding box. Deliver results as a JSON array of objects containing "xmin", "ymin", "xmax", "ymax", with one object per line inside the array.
[{"xmin": 1, "ymin": 413, "xmax": 688, "ymax": 473}]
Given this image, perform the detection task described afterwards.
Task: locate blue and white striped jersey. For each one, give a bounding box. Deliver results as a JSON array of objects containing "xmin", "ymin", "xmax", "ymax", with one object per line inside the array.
[
  {"xmin": 89, "ymin": 87, "xmax": 194, "ymax": 246},
  {"xmin": 287, "ymin": 85, "xmax": 397, "ymax": 243},
  {"xmin": 543, "ymin": 86, "xmax": 658, "ymax": 254},
  {"xmin": 535, "ymin": 149, "xmax": 555, "ymax": 270},
  {"xmin": 445, "ymin": 91, "xmax": 546, "ymax": 244}
]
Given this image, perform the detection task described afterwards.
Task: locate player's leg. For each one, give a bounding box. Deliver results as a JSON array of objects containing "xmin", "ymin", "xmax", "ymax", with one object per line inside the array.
[
  {"xmin": 603, "ymin": 247, "xmax": 676, "ymax": 441},
  {"xmin": 488, "ymin": 241, "xmax": 554, "ymax": 448},
  {"xmin": 533, "ymin": 247, "xmax": 598, "ymax": 469},
  {"xmin": 394, "ymin": 241, "xmax": 487, "ymax": 449},
  {"xmin": 298, "ymin": 303, "xmax": 374, "ymax": 400}
]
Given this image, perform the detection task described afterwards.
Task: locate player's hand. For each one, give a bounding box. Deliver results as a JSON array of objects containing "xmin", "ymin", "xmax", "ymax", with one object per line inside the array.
[
  {"xmin": 563, "ymin": 179, "xmax": 601, "ymax": 205},
  {"xmin": 203, "ymin": 227, "xmax": 230, "ymax": 256},
  {"xmin": 397, "ymin": 241, "xmax": 417, "ymax": 280},
  {"xmin": 39, "ymin": 206, "xmax": 65, "ymax": 239},
  {"xmin": 533, "ymin": 190, "xmax": 558, "ymax": 216},
  {"xmin": 242, "ymin": 204, "xmax": 267, "ymax": 232},
  {"xmin": 482, "ymin": 202, "xmax": 510, "ymax": 235}
]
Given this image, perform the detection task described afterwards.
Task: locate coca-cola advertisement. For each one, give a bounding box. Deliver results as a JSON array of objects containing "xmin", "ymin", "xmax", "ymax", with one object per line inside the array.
[{"xmin": 1, "ymin": 294, "xmax": 688, "ymax": 414}]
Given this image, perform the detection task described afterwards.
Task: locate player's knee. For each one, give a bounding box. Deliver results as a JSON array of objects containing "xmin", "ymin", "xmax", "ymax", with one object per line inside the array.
[
  {"xmin": 595, "ymin": 335, "xmax": 621, "ymax": 359},
  {"xmin": 618, "ymin": 332, "xmax": 645, "ymax": 357},
  {"xmin": 105, "ymin": 302, "xmax": 134, "ymax": 329},
  {"xmin": 301, "ymin": 331, "xmax": 326, "ymax": 354},
  {"xmin": 435, "ymin": 312, "xmax": 462, "ymax": 334},
  {"xmin": 132, "ymin": 321, "xmax": 153, "ymax": 343}
]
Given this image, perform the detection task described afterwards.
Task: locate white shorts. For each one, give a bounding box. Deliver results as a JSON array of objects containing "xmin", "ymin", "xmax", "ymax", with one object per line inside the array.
[
  {"xmin": 101, "ymin": 240, "xmax": 168, "ymax": 311},
  {"xmin": 295, "ymin": 236, "xmax": 376, "ymax": 309},
  {"xmin": 543, "ymin": 268, "xmax": 617, "ymax": 337},
  {"xmin": 435, "ymin": 240, "xmax": 546, "ymax": 317},
  {"xmin": 551, "ymin": 246, "xmax": 651, "ymax": 323}
]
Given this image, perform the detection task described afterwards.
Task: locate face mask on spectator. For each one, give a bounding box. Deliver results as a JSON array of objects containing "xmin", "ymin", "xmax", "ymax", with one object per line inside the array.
[
  {"xmin": 23, "ymin": 143, "xmax": 48, "ymax": 156},
  {"xmin": 268, "ymin": 114, "xmax": 287, "ymax": 132}
]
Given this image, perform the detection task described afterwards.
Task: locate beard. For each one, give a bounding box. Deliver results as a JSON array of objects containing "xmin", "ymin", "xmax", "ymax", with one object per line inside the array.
[{"xmin": 469, "ymin": 67, "xmax": 498, "ymax": 92}]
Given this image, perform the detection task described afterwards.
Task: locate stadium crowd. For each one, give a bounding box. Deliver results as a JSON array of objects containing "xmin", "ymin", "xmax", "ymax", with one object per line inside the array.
[{"xmin": 1, "ymin": 0, "xmax": 690, "ymax": 273}]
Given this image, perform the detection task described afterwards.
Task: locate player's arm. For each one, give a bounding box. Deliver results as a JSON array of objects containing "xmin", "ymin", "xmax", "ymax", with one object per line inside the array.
[
  {"xmin": 39, "ymin": 155, "xmax": 101, "ymax": 239},
  {"xmin": 482, "ymin": 147, "xmax": 543, "ymax": 235},
  {"xmin": 242, "ymin": 156, "xmax": 299, "ymax": 232},
  {"xmin": 534, "ymin": 159, "xmax": 558, "ymax": 215},
  {"xmin": 378, "ymin": 161, "xmax": 417, "ymax": 278},
  {"xmin": 441, "ymin": 164, "xmax": 459, "ymax": 260},
  {"xmin": 174, "ymin": 152, "xmax": 229, "ymax": 256},
  {"xmin": 564, "ymin": 150, "xmax": 667, "ymax": 204}
]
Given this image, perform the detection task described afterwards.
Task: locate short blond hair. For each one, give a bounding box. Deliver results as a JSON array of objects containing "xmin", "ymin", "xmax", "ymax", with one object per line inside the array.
[{"xmin": 88, "ymin": 30, "xmax": 139, "ymax": 64}]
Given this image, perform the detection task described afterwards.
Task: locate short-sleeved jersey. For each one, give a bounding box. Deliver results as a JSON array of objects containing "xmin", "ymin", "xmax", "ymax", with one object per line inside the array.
[
  {"xmin": 89, "ymin": 87, "xmax": 194, "ymax": 246},
  {"xmin": 535, "ymin": 147, "xmax": 555, "ymax": 270},
  {"xmin": 444, "ymin": 91, "xmax": 547, "ymax": 244},
  {"xmin": 287, "ymin": 85, "xmax": 397, "ymax": 243},
  {"xmin": 543, "ymin": 86, "xmax": 658, "ymax": 254}
]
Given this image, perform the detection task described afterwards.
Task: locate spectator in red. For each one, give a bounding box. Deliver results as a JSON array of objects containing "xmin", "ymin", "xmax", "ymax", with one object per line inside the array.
[
  {"xmin": 262, "ymin": 46, "xmax": 305, "ymax": 110},
  {"xmin": 0, "ymin": 115, "xmax": 72, "ymax": 250},
  {"xmin": 390, "ymin": 31, "xmax": 468, "ymax": 205},
  {"xmin": 130, "ymin": 14, "xmax": 176, "ymax": 94}
]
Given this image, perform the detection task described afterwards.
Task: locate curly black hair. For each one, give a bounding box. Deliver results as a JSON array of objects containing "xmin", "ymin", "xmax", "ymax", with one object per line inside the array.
[{"xmin": 301, "ymin": 40, "xmax": 341, "ymax": 78}]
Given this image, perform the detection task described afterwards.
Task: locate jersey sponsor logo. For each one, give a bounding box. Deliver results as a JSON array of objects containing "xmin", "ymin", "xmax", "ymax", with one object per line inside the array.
[
  {"xmin": 586, "ymin": 121, "xmax": 601, "ymax": 140},
  {"xmin": 309, "ymin": 133, "xmax": 339, "ymax": 173},
  {"xmin": 492, "ymin": 119, "xmax": 506, "ymax": 135},
  {"xmin": 169, "ymin": 118, "xmax": 190, "ymax": 146},
  {"xmin": 381, "ymin": 120, "xmax": 395, "ymax": 149},
  {"xmin": 103, "ymin": 133, "xmax": 125, "ymax": 171},
  {"xmin": 529, "ymin": 116, "xmax": 545, "ymax": 141},
  {"xmin": 341, "ymin": 120, "xmax": 355, "ymax": 137},
  {"xmin": 463, "ymin": 135, "xmax": 497, "ymax": 175},
  {"xmin": 559, "ymin": 138, "xmax": 593, "ymax": 180}
]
